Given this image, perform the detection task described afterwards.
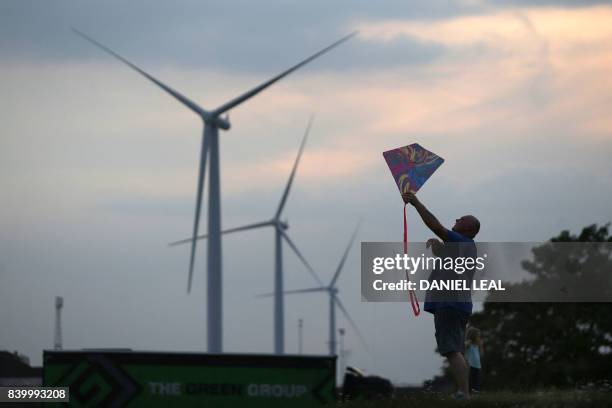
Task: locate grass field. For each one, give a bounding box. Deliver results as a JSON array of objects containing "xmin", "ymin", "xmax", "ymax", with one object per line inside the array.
[{"xmin": 339, "ymin": 390, "xmax": 612, "ymax": 407}]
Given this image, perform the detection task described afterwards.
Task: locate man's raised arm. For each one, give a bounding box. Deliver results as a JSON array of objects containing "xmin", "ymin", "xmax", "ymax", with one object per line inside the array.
[{"xmin": 402, "ymin": 192, "xmax": 448, "ymax": 241}]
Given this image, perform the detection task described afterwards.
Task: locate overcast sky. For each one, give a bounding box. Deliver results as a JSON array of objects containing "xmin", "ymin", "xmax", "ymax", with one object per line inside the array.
[{"xmin": 2, "ymin": 0, "xmax": 612, "ymax": 384}]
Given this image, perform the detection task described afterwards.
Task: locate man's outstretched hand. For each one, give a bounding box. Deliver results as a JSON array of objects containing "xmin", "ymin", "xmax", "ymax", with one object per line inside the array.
[
  {"xmin": 402, "ymin": 191, "xmax": 420, "ymax": 206},
  {"xmin": 401, "ymin": 190, "xmax": 448, "ymax": 241},
  {"xmin": 426, "ymin": 238, "xmax": 441, "ymax": 249},
  {"xmin": 427, "ymin": 238, "xmax": 444, "ymax": 256}
]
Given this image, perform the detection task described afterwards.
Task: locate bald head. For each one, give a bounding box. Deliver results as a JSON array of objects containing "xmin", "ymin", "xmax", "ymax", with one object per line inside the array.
[{"xmin": 452, "ymin": 215, "xmax": 480, "ymax": 239}]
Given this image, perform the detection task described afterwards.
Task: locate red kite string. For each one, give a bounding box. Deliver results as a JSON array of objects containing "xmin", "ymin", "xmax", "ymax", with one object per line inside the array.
[{"xmin": 404, "ymin": 204, "xmax": 421, "ymax": 316}]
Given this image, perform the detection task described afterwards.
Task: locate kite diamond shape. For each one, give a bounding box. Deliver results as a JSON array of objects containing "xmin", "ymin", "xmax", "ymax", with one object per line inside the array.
[{"xmin": 383, "ymin": 143, "xmax": 444, "ymax": 194}]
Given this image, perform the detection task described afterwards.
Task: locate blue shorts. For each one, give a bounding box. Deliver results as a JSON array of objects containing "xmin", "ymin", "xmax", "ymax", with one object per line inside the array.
[{"xmin": 433, "ymin": 307, "xmax": 469, "ymax": 356}]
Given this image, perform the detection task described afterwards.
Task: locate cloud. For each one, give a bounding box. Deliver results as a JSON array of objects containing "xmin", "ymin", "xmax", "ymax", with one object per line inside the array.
[
  {"xmin": 0, "ymin": 0, "xmax": 477, "ymax": 73},
  {"xmin": 356, "ymin": 5, "xmax": 612, "ymax": 53},
  {"xmin": 351, "ymin": 5, "xmax": 612, "ymax": 139}
]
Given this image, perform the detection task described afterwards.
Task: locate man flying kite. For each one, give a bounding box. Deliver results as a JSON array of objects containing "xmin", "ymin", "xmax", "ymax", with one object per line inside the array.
[
  {"xmin": 403, "ymin": 191, "xmax": 479, "ymax": 400},
  {"xmin": 383, "ymin": 143, "xmax": 480, "ymax": 400}
]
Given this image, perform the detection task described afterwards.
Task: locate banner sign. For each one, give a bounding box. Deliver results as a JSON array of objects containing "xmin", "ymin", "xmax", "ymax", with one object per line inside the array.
[{"xmin": 43, "ymin": 350, "xmax": 336, "ymax": 407}]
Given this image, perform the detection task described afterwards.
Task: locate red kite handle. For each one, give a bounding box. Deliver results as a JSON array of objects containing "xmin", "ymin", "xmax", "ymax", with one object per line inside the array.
[{"xmin": 404, "ymin": 204, "xmax": 420, "ymax": 316}]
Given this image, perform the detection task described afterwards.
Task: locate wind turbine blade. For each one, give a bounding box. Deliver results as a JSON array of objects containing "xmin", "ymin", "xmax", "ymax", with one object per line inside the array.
[
  {"xmin": 275, "ymin": 116, "xmax": 313, "ymax": 219},
  {"xmin": 186, "ymin": 134, "xmax": 210, "ymax": 293},
  {"xmin": 72, "ymin": 28, "xmax": 207, "ymax": 118},
  {"xmin": 334, "ymin": 295, "xmax": 368, "ymax": 349},
  {"xmin": 255, "ymin": 286, "xmax": 326, "ymax": 298},
  {"xmin": 280, "ymin": 230, "xmax": 324, "ymax": 286},
  {"xmin": 211, "ymin": 32, "xmax": 357, "ymax": 116},
  {"xmin": 330, "ymin": 222, "xmax": 361, "ymax": 288},
  {"xmin": 169, "ymin": 221, "xmax": 273, "ymax": 246}
]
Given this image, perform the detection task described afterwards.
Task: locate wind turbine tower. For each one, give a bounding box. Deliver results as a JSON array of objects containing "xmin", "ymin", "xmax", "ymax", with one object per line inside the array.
[
  {"xmin": 74, "ymin": 29, "xmax": 355, "ymax": 352},
  {"xmin": 54, "ymin": 296, "xmax": 63, "ymax": 350}
]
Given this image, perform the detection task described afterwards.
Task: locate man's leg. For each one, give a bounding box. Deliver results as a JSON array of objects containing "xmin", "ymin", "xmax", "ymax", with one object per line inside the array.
[
  {"xmin": 434, "ymin": 308, "xmax": 470, "ymax": 397},
  {"xmin": 447, "ymin": 351, "xmax": 470, "ymax": 397}
]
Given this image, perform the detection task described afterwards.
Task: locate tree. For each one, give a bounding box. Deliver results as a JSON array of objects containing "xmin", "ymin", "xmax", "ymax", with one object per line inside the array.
[{"xmin": 468, "ymin": 224, "xmax": 612, "ymax": 389}]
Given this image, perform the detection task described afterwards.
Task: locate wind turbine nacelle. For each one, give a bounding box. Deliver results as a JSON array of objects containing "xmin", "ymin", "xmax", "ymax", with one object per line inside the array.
[
  {"xmin": 55, "ymin": 296, "xmax": 63, "ymax": 308},
  {"xmin": 208, "ymin": 115, "xmax": 231, "ymax": 130}
]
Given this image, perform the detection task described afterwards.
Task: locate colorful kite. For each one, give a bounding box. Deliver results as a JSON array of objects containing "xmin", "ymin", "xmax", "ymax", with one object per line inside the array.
[
  {"xmin": 383, "ymin": 143, "xmax": 444, "ymax": 195},
  {"xmin": 383, "ymin": 143, "xmax": 445, "ymax": 316}
]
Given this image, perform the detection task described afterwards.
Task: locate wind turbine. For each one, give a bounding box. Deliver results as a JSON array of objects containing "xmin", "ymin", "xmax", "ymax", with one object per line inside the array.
[
  {"xmin": 257, "ymin": 223, "xmax": 366, "ymax": 355},
  {"xmin": 170, "ymin": 117, "xmax": 323, "ymax": 354},
  {"xmin": 73, "ymin": 29, "xmax": 356, "ymax": 352}
]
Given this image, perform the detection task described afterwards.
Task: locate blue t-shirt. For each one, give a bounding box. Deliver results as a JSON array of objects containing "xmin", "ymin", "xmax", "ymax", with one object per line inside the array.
[{"xmin": 424, "ymin": 229, "xmax": 476, "ymax": 315}]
